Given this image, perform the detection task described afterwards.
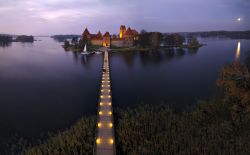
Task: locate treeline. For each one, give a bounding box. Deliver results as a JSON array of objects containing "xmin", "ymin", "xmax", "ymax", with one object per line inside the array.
[
  {"xmin": 188, "ymin": 30, "xmax": 250, "ymax": 39},
  {"xmin": 0, "ymin": 35, "xmax": 12, "ymax": 42},
  {"xmin": 15, "ymin": 35, "xmax": 34, "ymax": 42},
  {"xmin": 0, "ymin": 35, "xmax": 12, "ymax": 47},
  {"xmin": 63, "ymin": 36, "xmax": 90, "ymax": 52},
  {"xmin": 51, "ymin": 35, "xmax": 80, "ymax": 42},
  {"xmin": 0, "ymin": 35, "xmax": 34, "ymax": 43},
  {"xmin": 138, "ymin": 30, "xmax": 200, "ymax": 49}
]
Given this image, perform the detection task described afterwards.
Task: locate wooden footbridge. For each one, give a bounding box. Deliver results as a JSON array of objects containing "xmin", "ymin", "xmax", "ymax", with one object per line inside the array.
[{"xmin": 94, "ymin": 51, "xmax": 116, "ymax": 155}]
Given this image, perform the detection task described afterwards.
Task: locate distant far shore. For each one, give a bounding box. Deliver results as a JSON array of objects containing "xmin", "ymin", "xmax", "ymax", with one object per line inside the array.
[{"xmin": 0, "ymin": 35, "xmax": 35, "ymax": 43}]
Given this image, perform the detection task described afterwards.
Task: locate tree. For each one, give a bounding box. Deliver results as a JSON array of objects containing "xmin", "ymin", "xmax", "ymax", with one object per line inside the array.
[
  {"xmin": 78, "ymin": 38, "xmax": 85, "ymax": 50},
  {"xmin": 164, "ymin": 34, "xmax": 184, "ymax": 47},
  {"xmin": 164, "ymin": 34, "xmax": 175, "ymax": 46},
  {"xmin": 151, "ymin": 32, "xmax": 163, "ymax": 49},
  {"xmin": 217, "ymin": 62, "xmax": 250, "ymax": 124},
  {"xmin": 0, "ymin": 35, "xmax": 12, "ymax": 47},
  {"xmin": 71, "ymin": 37, "xmax": 78, "ymax": 45},
  {"xmin": 174, "ymin": 34, "xmax": 185, "ymax": 46},
  {"xmin": 189, "ymin": 37, "xmax": 199, "ymax": 47},
  {"xmin": 245, "ymin": 51, "xmax": 250, "ymax": 70},
  {"xmin": 138, "ymin": 30, "xmax": 151, "ymax": 47},
  {"xmin": 64, "ymin": 40, "xmax": 70, "ymax": 48},
  {"xmin": 15, "ymin": 35, "xmax": 34, "ymax": 42}
]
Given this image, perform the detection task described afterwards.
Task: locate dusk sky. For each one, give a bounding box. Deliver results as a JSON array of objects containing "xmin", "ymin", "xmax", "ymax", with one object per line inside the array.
[{"xmin": 0, "ymin": 0, "xmax": 249, "ymax": 35}]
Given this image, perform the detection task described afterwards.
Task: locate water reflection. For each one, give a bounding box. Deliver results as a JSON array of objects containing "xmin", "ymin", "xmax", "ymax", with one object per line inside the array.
[
  {"xmin": 188, "ymin": 48, "xmax": 199, "ymax": 54},
  {"xmin": 176, "ymin": 48, "xmax": 186, "ymax": 56},
  {"xmin": 137, "ymin": 48, "xmax": 198, "ymax": 64},
  {"xmin": 20, "ymin": 42, "xmax": 34, "ymax": 48},
  {"xmin": 66, "ymin": 50, "xmax": 93, "ymax": 67},
  {"xmin": 72, "ymin": 52, "xmax": 79, "ymax": 64},
  {"xmin": 0, "ymin": 42, "xmax": 34, "ymax": 48},
  {"xmin": 235, "ymin": 41, "xmax": 241, "ymax": 61},
  {"xmin": 81, "ymin": 55, "xmax": 89, "ymax": 64},
  {"xmin": 0, "ymin": 42, "xmax": 12, "ymax": 48},
  {"xmin": 119, "ymin": 51, "xmax": 136, "ymax": 67},
  {"xmin": 165, "ymin": 48, "xmax": 175, "ymax": 57},
  {"xmin": 109, "ymin": 48, "xmax": 201, "ymax": 70}
]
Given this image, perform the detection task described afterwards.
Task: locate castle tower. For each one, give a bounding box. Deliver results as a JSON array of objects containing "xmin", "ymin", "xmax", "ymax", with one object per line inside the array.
[
  {"xmin": 82, "ymin": 27, "xmax": 90, "ymax": 39},
  {"xmin": 103, "ymin": 32, "xmax": 111, "ymax": 47},
  {"xmin": 119, "ymin": 25, "xmax": 126, "ymax": 39}
]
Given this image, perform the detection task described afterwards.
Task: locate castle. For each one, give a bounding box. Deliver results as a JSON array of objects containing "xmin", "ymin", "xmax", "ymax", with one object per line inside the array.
[{"xmin": 82, "ymin": 25, "xmax": 139, "ymax": 48}]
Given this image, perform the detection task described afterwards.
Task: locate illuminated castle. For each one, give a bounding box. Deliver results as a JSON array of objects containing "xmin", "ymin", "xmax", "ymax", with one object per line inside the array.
[{"xmin": 82, "ymin": 25, "xmax": 139, "ymax": 48}]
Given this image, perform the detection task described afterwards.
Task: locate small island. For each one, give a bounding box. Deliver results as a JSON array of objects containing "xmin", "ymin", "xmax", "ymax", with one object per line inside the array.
[
  {"xmin": 0, "ymin": 35, "xmax": 34, "ymax": 44},
  {"xmin": 51, "ymin": 35, "xmax": 80, "ymax": 42},
  {"xmin": 14, "ymin": 35, "xmax": 34, "ymax": 42}
]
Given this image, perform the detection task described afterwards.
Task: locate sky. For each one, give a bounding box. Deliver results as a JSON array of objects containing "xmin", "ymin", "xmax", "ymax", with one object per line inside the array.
[{"xmin": 0, "ymin": 0, "xmax": 249, "ymax": 35}]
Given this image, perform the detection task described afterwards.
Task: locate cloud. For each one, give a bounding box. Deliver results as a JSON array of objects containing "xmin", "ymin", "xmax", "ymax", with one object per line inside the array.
[{"xmin": 0, "ymin": 0, "xmax": 249, "ymax": 34}]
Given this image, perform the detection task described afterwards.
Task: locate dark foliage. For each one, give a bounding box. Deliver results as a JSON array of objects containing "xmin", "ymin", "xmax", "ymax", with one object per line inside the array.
[
  {"xmin": 164, "ymin": 34, "xmax": 185, "ymax": 47},
  {"xmin": 14, "ymin": 117, "xmax": 96, "ymax": 155},
  {"xmin": 51, "ymin": 35, "xmax": 80, "ymax": 42},
  {"xmin": 115, "ymin": 101, "xmax": 250, "ymax": 155},
  {"xmin": 0, "ymin": 35, "xmax": 12, "ymax": 47},
  {"xmin": 15, "ymin": 35, "xmax": 34, "ymax": 42},
  {"xmin": 0, "ymin": 35, "xmax": 12, "ymax": 42},
  {"xmin": 138, "ymin": 30, "xmax": 151, "ymax": 47},
  {"xmin": 64, "ymin": 40, "xmax": 70, "ymax": 48},
  {"xmin": 245, "ymin": 51, "xmax": 250, "ymax": 70},
  {"xmin": 217, "ymin": 62, "xmax": 250, "ymax": 124}
]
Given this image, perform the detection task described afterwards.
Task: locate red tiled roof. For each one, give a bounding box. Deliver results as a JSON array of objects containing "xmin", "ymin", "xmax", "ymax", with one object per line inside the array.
[
  {"xmin": 97, "ymin": 31, "xmax": 102, "ymax": 37},
  {"xmin": 91, "ymin": 31, "xmax": 103, "ymax": 40},
  {"xmin": 132, "ymin": 29, "xmax": 139, "ymax": 35},
  {"xmin": 103, "ymin": 32, "xmax": 110, "ymax": 37},
  {"xmin": 82, "ymin": 28, "xmax": 90, "ymax": 36},
  {"xmin": 125, "ymin": 27, "xmax": 133, "ymax": 35}
]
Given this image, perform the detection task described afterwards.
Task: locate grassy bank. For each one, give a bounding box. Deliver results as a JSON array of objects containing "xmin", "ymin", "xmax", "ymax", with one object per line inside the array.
[
  {"xmin": 114, "ymin": 102, "xmax": 250, "ymax": 154},
  {"xmin": 20, "ymin": 117, "xmax": 96, "ymax": 155},
  {"xmin": 19, "ymin": 100, "xmax": 250, "ymax": 155}
]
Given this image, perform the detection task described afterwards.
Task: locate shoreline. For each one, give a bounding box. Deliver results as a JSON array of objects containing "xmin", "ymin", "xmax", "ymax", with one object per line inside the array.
[{"xmin": 63, "ymin": 45, "xmax": 204, "ymax": 53}]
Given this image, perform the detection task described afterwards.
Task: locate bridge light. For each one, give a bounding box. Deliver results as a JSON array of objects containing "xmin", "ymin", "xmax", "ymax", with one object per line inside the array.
[
  {"xmin": 109, "ymin": 138, "xmax": 114, "ymax": 144},
  {"xmin": 96, "ymin": 138, "xmax": 101, "ymax": 144},
  {"xmin": 109, "ymin": 123, "xmax": 113, "ymax": 127},
  {"xmin": 98, "ymin": 123, "xmax": 102, "ymax": 128},
  {"xmin": 100, "ymin": 102, "xmax": 103, "ymax": 106},
  {"xmin": 99, "ymin": 111, "xmax": 103, "ymax": 115},
  {"xmin": 100, "ymin": 95, "xmax": 104, "ymax": 99},
  {"xmin": 108, "ymin": 111, "xmax": 112, "ymax": 115},
  {"xmin": 108, "ymin": 102, "xmax": 112, "ymax": 106}
]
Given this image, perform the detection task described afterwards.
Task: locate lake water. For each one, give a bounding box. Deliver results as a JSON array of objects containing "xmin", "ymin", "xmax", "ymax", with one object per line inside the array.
[{"xmin": 0, "ymin": 37, "xmax": 249, "ymax": 148}]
